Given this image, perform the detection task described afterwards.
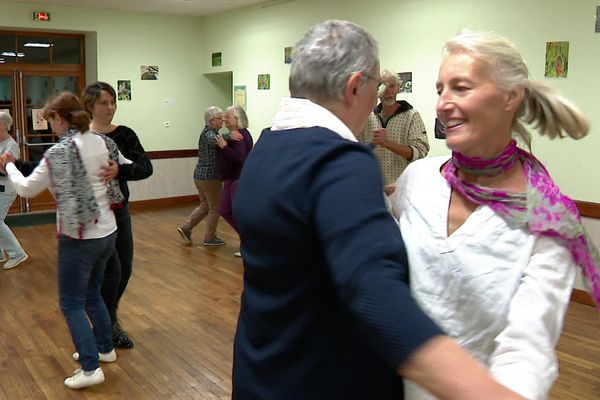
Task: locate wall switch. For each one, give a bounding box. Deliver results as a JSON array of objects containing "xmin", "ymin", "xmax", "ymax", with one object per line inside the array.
[{"xmin": 164, "ymin": 121, "xmax": 171, "ymax": 128}]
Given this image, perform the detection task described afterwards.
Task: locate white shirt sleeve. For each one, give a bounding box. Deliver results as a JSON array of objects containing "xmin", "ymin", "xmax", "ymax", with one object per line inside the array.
[
  {"xmin": 6, "ymin": 159, "xmax": 51, "ymax": 198},
  {"xmin": 488, "ymin": 235, "xmax": 576, "ymax": 400},
  {"xmin": 118, "ymin": 150, "xmax": 133, "ymax": 165}
]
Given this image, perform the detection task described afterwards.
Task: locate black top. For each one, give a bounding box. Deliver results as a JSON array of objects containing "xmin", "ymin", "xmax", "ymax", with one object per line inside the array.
[{"xmin": 105, "ymin": 125, "xmax": 153, "ymax": 203}]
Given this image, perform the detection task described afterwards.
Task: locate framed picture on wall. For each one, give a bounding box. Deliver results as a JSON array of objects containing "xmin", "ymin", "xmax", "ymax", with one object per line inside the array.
[
  {"xmin": 284, "ymin": 46, "xmax": 293, "ymax": 64},
  {"xmin": 212, "ymin": 52, "xmax": 222, "ymax": 67},
  {"xmin": 398, "ymin": 72, "xmax": 412, "ymax": 93},
  {"xmin": 545, "ymin": 41, "xmax": 569, "ymax": 77},
  {"xmin": 258, "ymin": 74, "xmax": 270, "ymax": 90},
  {"xmin": 234, "ymin": 85, "xmax": 247, "ymax": 109},
  {"xmin": 140, "ymin": 66, "xmax": 158, "ymax": 80},
  {"xmin": 117, "ymin": 80, "xmax": 131, "ymax": 101}
]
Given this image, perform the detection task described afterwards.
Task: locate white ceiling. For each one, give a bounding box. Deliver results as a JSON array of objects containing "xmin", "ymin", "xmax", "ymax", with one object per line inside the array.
[{"xmin": 0, "ymin": 0, "xmax": 277, "ymax": 17}]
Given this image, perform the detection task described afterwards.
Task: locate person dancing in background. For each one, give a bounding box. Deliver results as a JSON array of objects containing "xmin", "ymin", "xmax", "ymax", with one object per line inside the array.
[
  {"xmin": 178, "ymin": 106, "xmax": 227, "ymax": 247},
  {"xmin": 389, "ymin": 30, "xmax": 600, "ymax": 399},
  {"xmin": 358, "ymin": 69, "xmax": 429, "ymax": 189},
  {"xmin": 215, "ymin": 106, "xmax": 253, "ymax": 257},
  {"xmin": 2, "ymin": 92, "xmax": 127, "ymax": 389},
  {"xmin": 0, "ymin": 111, "xmax": 28, "ymax": 270},
  {"xmin": 82, "ymin": 81, "xmax": 153, "ymax": 349}
]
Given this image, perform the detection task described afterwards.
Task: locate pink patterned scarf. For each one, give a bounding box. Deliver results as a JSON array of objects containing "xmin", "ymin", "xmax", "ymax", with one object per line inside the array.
[{"xmin": 444, "ymin": 140, "xmax": 600, "ymax": 309}]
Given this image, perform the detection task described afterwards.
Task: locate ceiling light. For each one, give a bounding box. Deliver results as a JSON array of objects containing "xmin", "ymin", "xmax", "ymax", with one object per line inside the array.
[{"xmin": 24, "ymin": 42, "xmax": 51, "ymax": 48}]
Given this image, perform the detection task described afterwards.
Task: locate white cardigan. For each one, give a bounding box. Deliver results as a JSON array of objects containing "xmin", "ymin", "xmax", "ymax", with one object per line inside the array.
[{"xmin": 390, "ymin": 156, "xmax": 575, "ymax": 400}]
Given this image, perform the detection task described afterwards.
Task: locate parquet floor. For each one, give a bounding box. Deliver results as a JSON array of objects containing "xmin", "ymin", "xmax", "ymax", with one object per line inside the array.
[{"xmin": 0, "ymin": 204, "xmax": 597, "ymax": 399}]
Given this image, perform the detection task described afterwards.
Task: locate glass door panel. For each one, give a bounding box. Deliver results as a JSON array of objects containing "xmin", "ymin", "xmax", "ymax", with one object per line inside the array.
[{"xmin": 52, "ymin": 75, "xmax": 77, "ymax": 93}]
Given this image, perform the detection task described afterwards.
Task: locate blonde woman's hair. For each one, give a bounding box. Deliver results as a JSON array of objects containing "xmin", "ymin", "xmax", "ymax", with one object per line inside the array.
[{"xmin": 443, "ymin": 29, "xmax": 589, "ymax": 148}]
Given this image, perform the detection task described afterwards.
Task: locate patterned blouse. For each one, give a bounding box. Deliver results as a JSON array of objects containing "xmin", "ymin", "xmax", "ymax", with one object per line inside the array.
[{"xmin": 194, "ymin": 125, "xmax": 221, "ymax": 180}]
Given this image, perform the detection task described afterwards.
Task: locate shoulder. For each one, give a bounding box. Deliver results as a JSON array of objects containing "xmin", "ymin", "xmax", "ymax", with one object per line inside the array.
[
  {"xmin": 114, "ymin": 125, "xmax": 138, "ymax": 137},
  {"xmin": 402, "ymin": 155, "xmax": 448, "ymax": 180}
]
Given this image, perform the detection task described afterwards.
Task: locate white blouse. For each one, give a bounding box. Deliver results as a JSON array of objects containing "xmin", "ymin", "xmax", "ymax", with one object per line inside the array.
[
  {"xmin": 6, "ymin": 132, "xmax": 130, "ymax": 240},
  {"xmin": 390, "ymin": 156, "xmax": 575, "ymax": 400}
]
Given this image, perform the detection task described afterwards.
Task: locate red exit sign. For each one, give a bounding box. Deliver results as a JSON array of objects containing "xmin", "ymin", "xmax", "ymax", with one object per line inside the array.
[{"xmin": 33, "ymin": 11, "xmax": 50, "ymax": 22}]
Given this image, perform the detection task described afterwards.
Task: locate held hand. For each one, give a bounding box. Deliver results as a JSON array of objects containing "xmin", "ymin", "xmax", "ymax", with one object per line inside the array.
[
  {"xmin": 0, "ymin": 152, "xmax": 16, "ymax": 173},
  {"xmin": 231, "ymin": 130, "xmax": 243, "ymax": 141},
  {"xmin": 215, "ymin": 134, "xmax": 228, "ymax": 148},
  {"xmin": 383, "ymin": 185, "xmax": 396, "ymax": 196},
  {"xmin": 98, "ymin": 159, "xmax": 119, "ymax": 183},
  {"xmin": 372, "ymin": 128, "xmax": 388, "ymax": 146}
]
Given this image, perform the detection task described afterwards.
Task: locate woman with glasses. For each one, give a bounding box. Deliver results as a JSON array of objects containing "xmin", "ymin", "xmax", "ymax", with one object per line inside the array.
[{"xmin": 215, "ymin": 106, "xmax": 253, "ymax": 257}]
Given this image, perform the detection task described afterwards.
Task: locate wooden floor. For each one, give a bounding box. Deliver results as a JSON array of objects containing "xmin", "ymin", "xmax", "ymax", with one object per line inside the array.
[{"xmin": 0, "ymin": 204, "xmax": 598, "ymax": 399}]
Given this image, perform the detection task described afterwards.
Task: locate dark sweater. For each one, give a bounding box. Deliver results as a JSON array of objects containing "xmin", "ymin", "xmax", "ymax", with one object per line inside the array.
[
  {"xmin": 232, "ymin": 127, "xmax": 442, "ymax": 400},
  {"xmin": 217, "ymin": 128, "xmax": 253, "ymax": 180},
  {"xmin": 105, "ymin": 125, "xmax": 153, "ymax": 203}
]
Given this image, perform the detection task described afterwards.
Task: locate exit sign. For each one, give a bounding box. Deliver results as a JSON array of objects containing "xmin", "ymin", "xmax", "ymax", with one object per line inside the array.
[{"xmin": 33, "ymin": 11, "xmax": 50, "ymax": 22}]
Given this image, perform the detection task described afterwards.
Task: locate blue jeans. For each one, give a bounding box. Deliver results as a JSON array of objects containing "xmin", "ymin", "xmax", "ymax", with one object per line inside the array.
[
  {"xmin": 0, "ymin": 192, "xmax": 26, "ymax": 258},
  {"xmin": 58, "ymin": 232, "xmax": 116, "ymax": 371}
]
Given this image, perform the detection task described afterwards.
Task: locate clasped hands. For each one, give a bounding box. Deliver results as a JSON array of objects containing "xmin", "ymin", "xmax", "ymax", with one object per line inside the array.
[{"xmin": 0, "ymin": 152, "xmax": 118, "ymax": 183}]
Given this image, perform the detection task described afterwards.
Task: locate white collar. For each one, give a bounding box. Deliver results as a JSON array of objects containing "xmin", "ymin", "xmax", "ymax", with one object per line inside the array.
[{"xmin": 270, "ymin": 97, "xmax": 357, "ymax": 142}]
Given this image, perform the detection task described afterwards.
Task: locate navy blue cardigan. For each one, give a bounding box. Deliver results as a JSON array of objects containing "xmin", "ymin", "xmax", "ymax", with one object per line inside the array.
[{"xmin": 232, "ymin": 127, "xmax": 442, "ymax": 400}]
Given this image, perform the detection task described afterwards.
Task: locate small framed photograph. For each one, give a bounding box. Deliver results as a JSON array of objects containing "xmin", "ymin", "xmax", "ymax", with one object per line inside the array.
[
  {"xmin": 258, "ymin": 74, "xmax": 270, "ymax": 90},
  {"xmin": 117, "ymin": 80, "xmax": 131, "ymax": 101},
  {"xmin": 140, "ymin": 66, "xmax": 158, "ymax": 80},
  {"xmin": 284, "ymin": 47, "xmax": 293, "ymax": 64},
  {"xmin": 212, "ymin": 52, "xmax": 222, "ymax": 67}
]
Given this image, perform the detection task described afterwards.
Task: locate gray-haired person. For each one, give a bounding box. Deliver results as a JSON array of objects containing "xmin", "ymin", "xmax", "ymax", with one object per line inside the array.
[
  {"xmin": 178, "ymin": 106, "xmax": 226, "ymax": 246},
  {"xmin": 231, "ymin": 20, "xmax": 524, "ymax": 400},
  {"xmin": 0, "ymin": 111, "xmax": 27, "ymax": 270},
  {"xmin": 358, "ymin": 68, "xmax": 430, "ymax": 187}
]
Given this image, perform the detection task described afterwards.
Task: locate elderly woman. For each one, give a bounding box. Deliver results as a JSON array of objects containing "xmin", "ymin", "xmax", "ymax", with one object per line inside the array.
[
  {"xmin": 215, "ymin": 106, "xmax": 253, "ymax": 257},
  {"xmin": 178, "ymin": 106, "xmax": 226, "ymax": 246},
  {"xmin": 358, "ymin": 69, "xmax": 429, "ymax": 186},
  {"xmin": 389, "ymin": 30, "xmax": 599, "ymax": 400},
  {"xmin": 0, "ymin": 111, "xmax": 27, "ymax": 270},
  {"xmin": 2, "ymin": 92, "xmax": 129, "ymax": 389}
]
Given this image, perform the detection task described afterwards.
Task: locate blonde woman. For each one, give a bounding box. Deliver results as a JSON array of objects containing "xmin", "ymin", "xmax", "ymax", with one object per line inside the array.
[{"xmin": 390, "ymin": 30, "xmax": 598, "ymax": 399}]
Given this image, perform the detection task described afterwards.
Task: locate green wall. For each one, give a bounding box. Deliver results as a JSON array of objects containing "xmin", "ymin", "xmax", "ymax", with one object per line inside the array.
[
  {"xmin": 0, "ymin": 0, "xmax": 598, "ymax": 201},
  {"xmin": 200, "ymin": 0, "xmax": 600, "ymax": 202},
  {"xmin": 0, "ymin": 1, "xmax": 207, "ymax": 151}
]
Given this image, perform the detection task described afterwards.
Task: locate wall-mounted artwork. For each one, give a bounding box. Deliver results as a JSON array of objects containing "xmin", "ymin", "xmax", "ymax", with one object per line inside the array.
[
  {"xmin": 32, "ymin": 108, "xmax": 48, "ymax": 131},
  {"xmin": 595, "ymin": 6, "xmax": 600, "ymax": 32},
  {"xmin": 234, "ymin": 85, "xmax": 247, "ymax": 109},
  {"xmin": 258, "ymin": 74, "xmax": 270, "ymax": 90},
  {"xmin": 284, "ymin": 47, "xmax": 293, "ymax": 64},
  {"xmin": 398, "ymin": 72, "xmax": 413, "ymax": 93},
  {"xmin": 140, "ymin": 66, "xmax": 159, "ymax": 80},
  {"xmin": 545, "ymin": 41, "xmax": 569, "ymax": 78},
  {"xmin": 117, "ymin": 80, "xmax": 131, "ymax": 101},
  {"xmin": 212, "ymin": 52, "xmax": 222, "ymax": 67}
]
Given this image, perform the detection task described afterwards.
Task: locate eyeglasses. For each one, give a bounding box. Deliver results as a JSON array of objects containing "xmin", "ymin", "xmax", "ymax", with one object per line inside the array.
[{"xmin": 362, "ymin": 73, "xmax": 382, "ymax": 87}]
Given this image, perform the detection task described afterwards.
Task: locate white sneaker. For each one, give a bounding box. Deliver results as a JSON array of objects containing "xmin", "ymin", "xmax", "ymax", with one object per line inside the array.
[
  {"xmin": 64, "ymin": 367, "xmax": 105, "ymax": 389},
  {"xmin": 3, "ymin": 253, "xmax": 28, "ymax": 270},
  {"xmin": 72, "ymin": 349, "xmax": 117, "ymax": 363}
]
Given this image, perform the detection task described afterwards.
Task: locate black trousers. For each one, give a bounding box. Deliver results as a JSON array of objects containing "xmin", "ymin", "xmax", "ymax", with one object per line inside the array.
[{"xmin": 101, "ymin": 204, "xmax": 134, "ymax": 325}]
